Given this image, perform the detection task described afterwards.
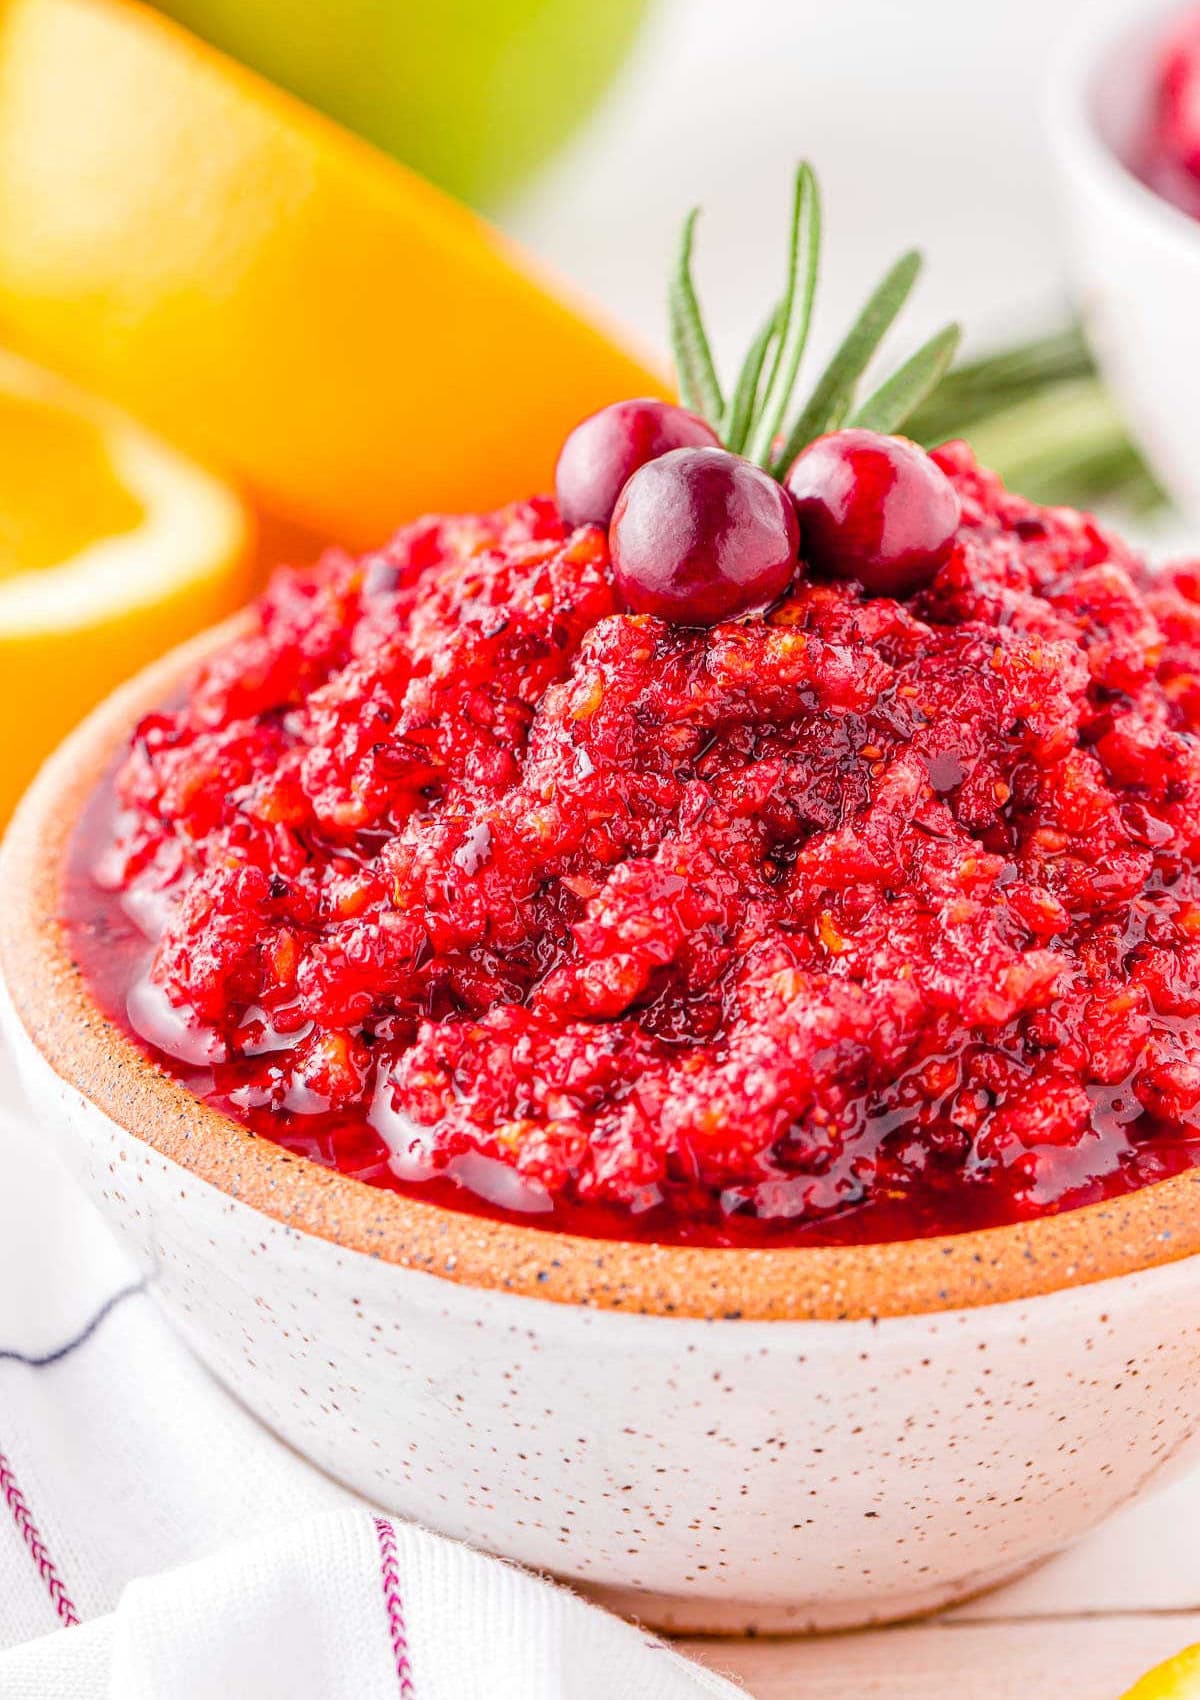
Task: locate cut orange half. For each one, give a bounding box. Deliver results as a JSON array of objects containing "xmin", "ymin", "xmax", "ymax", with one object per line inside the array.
[
  {"xmin": 0, "ymin": 347, "xmax": 252, "ymax": 822},
  {"xmin": 0, "ymin": 0, "xmax": 667, "ymax": 551}
]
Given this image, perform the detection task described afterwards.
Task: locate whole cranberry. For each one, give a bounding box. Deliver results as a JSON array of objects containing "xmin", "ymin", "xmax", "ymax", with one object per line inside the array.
[
  {"xmin": 784, "ymin": 428, "xmax": 961, "ymax": 598},
  {"xmin": 555, "ymin": 398, "xmax": 720, "ymax": 530},
  {"xmin": 610, "ymin": 446, "xmax": 800, "ymax": 626}
]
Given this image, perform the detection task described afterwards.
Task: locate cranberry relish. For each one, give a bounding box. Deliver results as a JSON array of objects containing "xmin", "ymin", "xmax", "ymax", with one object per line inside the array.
[{"xmin": 66, "ymin": 442, "xmax": 1200, "ymax": 1245}]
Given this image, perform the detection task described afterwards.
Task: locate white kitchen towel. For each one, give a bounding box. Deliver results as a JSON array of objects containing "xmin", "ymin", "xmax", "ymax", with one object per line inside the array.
[
  {"xmin": 0, "ymin": 1104, "xmax": 740, "ymax": 1699},
  {"xmin": 1, "ymin": 1510, "xmax": 740, "ymax": 1699}
]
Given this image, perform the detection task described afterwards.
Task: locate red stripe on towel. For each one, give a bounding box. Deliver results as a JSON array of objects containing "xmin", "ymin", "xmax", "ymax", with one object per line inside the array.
[
  {"xmin": 374, "ymin": 1517, "xmax": 416, "ymax": 1697},
  {"xmin": 0, "ymin": 1446, "xmax": 79, "ymax": 1627}
]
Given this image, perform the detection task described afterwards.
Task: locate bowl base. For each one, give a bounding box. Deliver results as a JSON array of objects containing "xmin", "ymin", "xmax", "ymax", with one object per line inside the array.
[{"xmin": 578, "ymin": 1555, "xmax": 1046, "ymax": 1637}]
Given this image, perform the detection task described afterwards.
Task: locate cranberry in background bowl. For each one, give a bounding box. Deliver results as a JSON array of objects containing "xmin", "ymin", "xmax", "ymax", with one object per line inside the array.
[
  {"xmin": 1135, "ymin": 4, "xmax": 1200, "ymax": 219},
  {"xmin": 1048, "ymin": 0, "xmax": 1200, "ymax": 519}
]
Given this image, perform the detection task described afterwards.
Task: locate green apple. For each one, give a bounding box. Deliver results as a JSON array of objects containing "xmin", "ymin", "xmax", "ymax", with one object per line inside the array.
[{"xmin": 151, "ymin": 0, "xmax": 650, "ymax": 208}]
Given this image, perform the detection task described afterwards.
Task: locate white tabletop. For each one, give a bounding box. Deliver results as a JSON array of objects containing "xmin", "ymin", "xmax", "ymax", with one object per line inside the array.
[
  {"xmin": 505, "ymin": 0, "xmax": 1097, "ymax": 373},
  {"xmin": 686, "ymin": 1468, "xmax": 1200, "ymax": 1694}
]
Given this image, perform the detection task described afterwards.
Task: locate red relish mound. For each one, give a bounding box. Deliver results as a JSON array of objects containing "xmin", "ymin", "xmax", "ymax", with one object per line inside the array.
[{"xmin": 66, "ymin": 443, "xmax": 1200, "ymax": 1246}]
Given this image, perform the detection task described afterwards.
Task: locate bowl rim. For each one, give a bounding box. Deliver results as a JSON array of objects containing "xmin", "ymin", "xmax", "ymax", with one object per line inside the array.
[
  {"xmin": 3, "ymin": 617, "xmax": 1200, "ymax": 1323},
  {"xmin": 1046, "ymin": 0, "xmax": 1200, "ymax": 257}
]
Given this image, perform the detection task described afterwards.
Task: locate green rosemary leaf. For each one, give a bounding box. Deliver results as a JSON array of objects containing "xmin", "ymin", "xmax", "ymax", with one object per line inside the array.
[
  {"xmin": 825, "ymin": 390, "xmax": 854, "ymax": 431},
  {"xmin": 770, "ymin": 249, "xmax": 922, "ymax": 476},
  {"xmin": 957, "ymin": 374, "xmax": 1162, "ymax": 509},
  {"xmin": 668, "ymin": 208, "xmax": 724, "ymax": 426},
  {"xmin": 907, "ymin": 325, "xmax": 1093, "ymax": 447},
  {"xmin": 745, "ymin": 164, "xmax": 821, "ymax": 466},
  {"xmin": 918, "ymin": 325, "xmax": 1091, "ymax": 407},
  {"xmin": 849, "ymin": 322, "xmax": 962, "ymax": 435},
  {"xmin": 904, "ymin": 321, "xmax": 1164, "ymax": 513},
  {"xmin": 722, "ymin": 305, "xmax": 780, "ymax": 454}
]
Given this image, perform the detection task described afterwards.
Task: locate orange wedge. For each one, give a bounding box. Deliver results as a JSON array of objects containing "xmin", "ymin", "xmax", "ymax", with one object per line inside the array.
[
  {"xmin": 0, "ymin": 346, "xmax": 251, "ymax": 823},
  {"xmin": 1122, "ymin": 1645, "xmax": 1200, "ymax": 1698},
  {"xmin": 0, "ymin": 0, "xmax": 666, "ymax": 551}
]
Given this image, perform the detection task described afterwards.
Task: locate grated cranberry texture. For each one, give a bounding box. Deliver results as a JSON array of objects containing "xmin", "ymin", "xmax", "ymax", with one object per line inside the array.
[{"xmin": 66, "ymin": 442, "xmax": 1200, "ymax": 1245}]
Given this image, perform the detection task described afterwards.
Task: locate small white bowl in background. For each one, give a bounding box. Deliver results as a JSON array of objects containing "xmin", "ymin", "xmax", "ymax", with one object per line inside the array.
[{"xmin": 1049, "ymin": 0, "xmax": 1200, "ymax": 519}]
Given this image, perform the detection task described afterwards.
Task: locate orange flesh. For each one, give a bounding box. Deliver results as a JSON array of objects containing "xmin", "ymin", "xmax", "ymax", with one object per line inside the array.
[{"xmin": 0, "ymin": 391, "xmax": 144, "ymax": 578}]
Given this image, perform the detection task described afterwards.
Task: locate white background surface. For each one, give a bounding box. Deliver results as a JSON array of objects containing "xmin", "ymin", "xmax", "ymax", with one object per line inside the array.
[{"xmin": 507, "ymin": 0, "xmax": 1094, "ymax": 374}]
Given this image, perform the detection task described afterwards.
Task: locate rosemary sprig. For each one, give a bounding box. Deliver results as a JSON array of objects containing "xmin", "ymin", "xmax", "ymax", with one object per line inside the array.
[
  {"xmin": 666, "ymin": 164, "xmax": 961, "ymax": 482},
  {"xmin": 668, "ymin": 210, "xmax": 724, "ymax": 424},
  {"xmin": 770, "ymin": 248, "xmax": 922, "ymax": 476},
  {"xmin": 907, "ymin": 325, "xmax": 1094, "ymax": 441},
  {"xmin": 906, "ymin": 325, "xmax": 1165, "ymax": 515},
  {"xmin": 668, "ymin": 173, "xmax": 1162, "ymax": 516},
  {"xmin": 722, "ymin": 305, "xmax": 780, "ymax": 454},
  {"xmin": 744, "ymin": 164, "xmax": 821, "ymax": 466},
  {"xmin": 849, "ymin": 323, "xmax": 961, "ymax": 435}
]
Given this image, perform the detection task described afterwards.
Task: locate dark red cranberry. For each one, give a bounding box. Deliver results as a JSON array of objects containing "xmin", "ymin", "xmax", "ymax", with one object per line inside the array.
[
  {"xmin": 555, "ymin": 398, "xmax": 720, "ymax": 530},
  {"xmin": 610, "ymin": 446, "xmax": 800, "ymax": 625},
  {"xmin": 784, "ymin": 428, "xmax": 960, "ymax": 598}
]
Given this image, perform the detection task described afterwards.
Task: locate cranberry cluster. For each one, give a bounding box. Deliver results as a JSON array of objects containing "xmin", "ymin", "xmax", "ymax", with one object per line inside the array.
[
  {"xmin": 555, "ymin": 399, "xmax": 959, "ymax": 622},
  {"xmin": 553, "ymin": 164, "xmax": 965, "ymax": 624}
]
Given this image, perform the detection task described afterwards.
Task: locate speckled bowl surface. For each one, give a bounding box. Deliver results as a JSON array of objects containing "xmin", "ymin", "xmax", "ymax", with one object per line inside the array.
[{"xmin": 4, "ymin": 624, "xmax": 1200, "ymax": 1633}]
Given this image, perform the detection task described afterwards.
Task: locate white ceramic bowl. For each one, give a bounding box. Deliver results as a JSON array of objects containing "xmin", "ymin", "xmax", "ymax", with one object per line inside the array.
[
  {"xmin": 1049, "ymin": 0, "xmax": 1200, "ymax": 518},
  {"xmin": 6, "ymin": 632, "xmax": 1200, "ymax": 1634},
  {"xmin": 8, "ymin": 1005, "xmax": 1200, "ymax": 1635}
]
